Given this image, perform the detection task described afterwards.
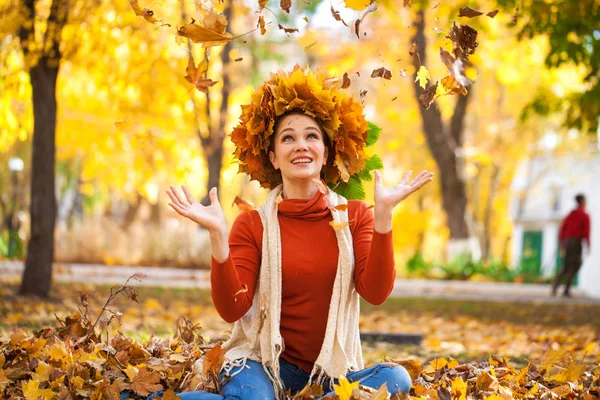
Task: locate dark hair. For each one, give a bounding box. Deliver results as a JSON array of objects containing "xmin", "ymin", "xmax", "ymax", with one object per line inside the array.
[
  {"xmin": 575, "ymin": 194, "xmax": 585, "ymax": 206},
  {"xmin": 269, "ymin": 110, "xmax": 333, "ymax": 164}
]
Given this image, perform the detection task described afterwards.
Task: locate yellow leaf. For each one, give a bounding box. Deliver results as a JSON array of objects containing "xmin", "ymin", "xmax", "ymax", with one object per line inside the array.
[
  {"xmin": 584, "ymin": 342, "xmax": 596, "ymax": 354},
  {"xmin": 31, "ymin": 361, "xmax": 52, "ymax": 382},
  {"xmin": 72, "ymin": 376, "xmax": 85, "ymax": 390},
  {"xmin": 124, "ymin": 365, "xmax": 139, "ymax": 381},
  {"xmin": 330, "ymin": 220, "xmax": 350, "ymax": 231},
  {"xmin": 344, "ymin": 0, "xmax": 371, "ymax": 10},
  {"xmin": 525, "ymin": 383, "xmax": 539, "ymax": 396},
  {"xmin": 415, "ymin": 66, "xmax": 430, "ymax": 89},
  {"xmin": 451, "ymin": 377, "xmax": 467, "ymax": 400},
  {"xmin": 547, "ymin": 360, "xmax": 586, "ymax": 384},
  {"xmin": 22, "ymin": 380, "xmax": 56, "ymax": 400},
  {"xmin": 333, "ymin": 376, "xmax": 359, "ymax": 400},
  {"xmin": 177, "ymin": 23, "xmax": 233, "ymax": 48},
  {"xmin": 423, "ymin": 357, "xmax": 448, "ymax": 373},
  {"xmin": 447, "ymin": 359, "xmax": 459, "ymax": 369}
]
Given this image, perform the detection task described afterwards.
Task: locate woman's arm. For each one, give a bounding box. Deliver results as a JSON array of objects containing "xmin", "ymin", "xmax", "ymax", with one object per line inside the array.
[
  {"xmin": 166, "ymin": 185, "xmax": 259, "ymax": 323},
  {"xmin": 210, "ymin": 211, "xmax": 261, "ymax": 323},
  {"xmin": 352, "ymin": 203, "xmax": 396, "ymax": 305}
]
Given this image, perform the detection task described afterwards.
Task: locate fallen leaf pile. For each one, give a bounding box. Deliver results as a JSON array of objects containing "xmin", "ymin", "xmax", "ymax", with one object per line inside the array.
[{"xmin": 1, "ymin": 281, "xmax": 599, "ymax": 399}]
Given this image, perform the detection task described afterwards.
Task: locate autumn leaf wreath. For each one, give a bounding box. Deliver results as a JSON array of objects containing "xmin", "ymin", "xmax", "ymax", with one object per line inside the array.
[{"xmin": 230, "ymin": 65, "xmax": 383, "ymax": 200}]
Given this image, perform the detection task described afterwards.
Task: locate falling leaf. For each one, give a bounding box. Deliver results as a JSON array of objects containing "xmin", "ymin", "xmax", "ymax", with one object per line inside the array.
[
  {"xmin": 114, "ymin": 120, "xmax": 131, "ymax": 132},
  {"xmin": 360, "ymin": 89, "xmax": 368, "ymax": 103},
  {"xmin": 232, "ymin": 196, "xmax": 255, "ymax": 212},
  {"xmin": 458, "ymin": 6, "xmax": 484, "ymax": 18},
  {"xmin": 512, "ymin": 6, "xmax": 520, "ymax": 24},
  {"xmin": 333, "ymin": 204, "xmax": 349, "ymax": 211},
  {"xmin": 258, "ymin": 16, "xmax": 267, "ymax": 35},
  {"xmin": 199, "ymin": 4, "xmax": 229, "ymax": 34},
  {"xmin": 304, "ymin": 41, "xmax": 317, "ymax": 50},
  {"xmin": 330, "ymin": 220, "xmax": 351, "ymax": 231},
  {"xmin": 371, "ymin": 67, "xmax": 392, "ymax": 80},
  {"xmin": 403, "ymin": 0, "xmax": 412, "ymax": 6},
  {"xmin": 278, "ymin": 23, "xmax": 299, "ymax": 34},
  {"xmin": 409, "ymin": 42, "xmax": 416, "ymax": 56},
  {"xmin": 342, "ymin": 72, "xmax": 351, "ymax": 89},
  {"xmin": 258, "ymin": 0, "xmax": 268, "ymax": 12},
  {"xmin": 333, "ymin": 375, "xmax": 359, "ymax": 399},
  {"xmin": 312, "ymin": 178, "xmax": 329, "ymax": 194},
  {"xmin": 415, "ymin": 65, "xmax": 430, "ymax": 89},
  {"xmin": 234, "ymin": 57, "xmax": 243, "ymax": 62},
  {"xmin": 446, "ymin": 22, "xmax": 478, "ymax": 61},
  {"xmin": 344, "ymin": 0, "xmax": 371, "ymax": 11},
  {"xmin": 419, "ymin": 81, "xmax": 438, "ymax": 109},
  {"xmin": 185, "ymin": 58, "xmax": 218, "ymax": 93},
  {"xmin": 352, "ymin": 2, "xmax": 377, "ymax": 39},
  {"xmin": 281, "ymin": 0, "xmax": 292, "ymax": 13},
  {"xmin": 331, "ymin": 6, "xmax": 348, "ymax": 26},
  {"xmin": 129, "ymin": 0, "xmax": 157, "ymax": 23},
  {"xmin": 487, "ymin": 10, "xmax": 499, "ymax": 18},
  {"xmin": 391, "ymin": 96, "xmax": 397, "ymax": 101},
  {"xmin": 178, "ymin": 21, "xmax": 233, "ymax": 48}
]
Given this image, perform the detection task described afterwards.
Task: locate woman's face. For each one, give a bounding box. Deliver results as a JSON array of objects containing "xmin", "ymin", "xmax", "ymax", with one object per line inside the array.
[{"xmin": 269, "ymin": 114, "xmax": 329, "ymax": 183}]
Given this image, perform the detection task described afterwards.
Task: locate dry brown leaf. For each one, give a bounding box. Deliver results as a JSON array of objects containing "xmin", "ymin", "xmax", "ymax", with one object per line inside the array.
[
  {"xmin": 419, "ymin": 81, "xmax": 438, "ymax": 109},
  {"xmin": 232, "ymin": 196, "xmax": 255, "ymax": 212},
  {"xmin": 178, "ymin": 21, "xmax": 233, "ymax": 48},
  {"xmin": 458, "ymin": 6, "xmax": 484, "ymax": 18},
  {"xmin": 160, "ymin": 389, "xmax": 182, "ymax": 400},
  {"xmin": 342, "ymin": 72, "xmax": 351, "ymax": 89},
  {"xmin": 258, "ymin": 0, "xmax": 268, "ymax": 12},
  {"xmin": 258, "ymin": 16, "xmax": 267, "ymax": 35},
  {"xmin": 131, "ymin": 367, "xmax": 162, "ymax": 397},
  {"xmin": 312, "ymin": 178, "xmax": 329, "ymax": 195},
  {"xmin": 487, "ymin": 10, "xmax": 499, "ymax": 18},
  {"xmin": 329, "ymin": 220, "xmax": 350, "ymax": 231},
  {"xmin": 352, "ymin": 2, "xmax": 377, "ymax": 39},
  {"xmin": 331, "ymin": 6, "xmax": 348, "ymax": 26},
  {"xmin": 281, "ymin": 0, "xmax": 292, "ymax": 13},
  {"xmin": 371, "ymin": 67, "xmax": 392, "ymax": 80},
  {"xmin": 278, "ymin": 23, "xmax": 299, "ymax": 34},
  {"xmin": 129, "ymin": 0, "xmax": 157, "ymax": 23},
  {"xmin": 185, "ymin": 58, "xmax": 218, "ymax": 93},
  {"xmin": 202, "ymin": 343, "xmax": 225, "ymax": 376}
]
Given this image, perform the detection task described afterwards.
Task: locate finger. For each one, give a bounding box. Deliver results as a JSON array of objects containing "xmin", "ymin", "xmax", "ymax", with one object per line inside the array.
[
  {"xmin": 409, "ymin": 170, "xmax": 428, "ymax": 186},
  {"xmin": 169, "ymin": 185, "xmax": 188, "ymax": 207},
  {"xmin": 168, "ymin": 201, "xmax": 187, "ymax": 216},
  {"xmin": 374, "ymin": 170, "xmax": 383, "ymax": 187},
  {"xmin": 181, "ymin": 184, "xmax": 197, "ymax": 205},
  {"xmin": 166, "ymin": 188, "xmax": 184, "ymax": 207},
  {"xmin": 409, "ymin": 176, "xmax": 434, "ymax": 193},
  {"xmin": 209, "ymin": 187, "xmax": 220, "ymax": 206}
]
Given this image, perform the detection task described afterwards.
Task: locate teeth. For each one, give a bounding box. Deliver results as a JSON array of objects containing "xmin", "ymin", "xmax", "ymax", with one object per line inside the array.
[{"xmin": 292, "ymin": 159, "xmax": 312, "ymax": 164}]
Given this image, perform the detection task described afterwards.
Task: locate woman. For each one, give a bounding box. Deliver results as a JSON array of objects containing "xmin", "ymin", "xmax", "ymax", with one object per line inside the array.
[{"xmin": 163, "ymin": 67, "xmax": 433, "ymax": 399}]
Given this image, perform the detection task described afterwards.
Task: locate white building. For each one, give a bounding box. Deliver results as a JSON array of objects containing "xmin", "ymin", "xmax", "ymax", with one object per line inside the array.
[{"xmin": 509, "ymin": 154, "xmax": 599, "ymax": 298}]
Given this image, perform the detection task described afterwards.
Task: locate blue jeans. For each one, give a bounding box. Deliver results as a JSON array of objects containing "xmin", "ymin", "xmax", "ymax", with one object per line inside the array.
[{"xmin": 135, "ymin": 357, "xmax": 411, "ymax": 399}]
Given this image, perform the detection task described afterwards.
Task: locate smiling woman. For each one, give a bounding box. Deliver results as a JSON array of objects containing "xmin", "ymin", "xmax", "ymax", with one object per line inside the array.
[
  {"xmin": 268, "ymin": 112, "xmax": 330, "ymax": 200},
  {"xmin": 164, "ymin": 66, "xmax": 433, "ymax": 400}
]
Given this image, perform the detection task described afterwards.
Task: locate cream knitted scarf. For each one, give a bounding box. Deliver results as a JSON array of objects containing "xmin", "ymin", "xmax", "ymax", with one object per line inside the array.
[{"xmin": 219, "ymin": 184, "xmax": 364, "ymax": 398}]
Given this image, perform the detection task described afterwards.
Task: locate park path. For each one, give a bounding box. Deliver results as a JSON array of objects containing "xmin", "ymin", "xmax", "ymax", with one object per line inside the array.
[{"xmin": 1, "ymin": 261, "xmax": 598, "ymax": 305}]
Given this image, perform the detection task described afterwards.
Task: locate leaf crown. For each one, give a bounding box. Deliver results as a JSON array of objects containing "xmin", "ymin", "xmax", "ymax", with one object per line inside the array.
[{"xmin": 230, "ymin": 65, "xmax": 382, "ymax": 200}]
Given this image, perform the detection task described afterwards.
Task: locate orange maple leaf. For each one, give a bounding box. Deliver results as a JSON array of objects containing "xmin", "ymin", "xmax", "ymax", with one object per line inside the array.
[{"xmin": 185, "ymin": 58, "xmax": 218, "ymax": 93}]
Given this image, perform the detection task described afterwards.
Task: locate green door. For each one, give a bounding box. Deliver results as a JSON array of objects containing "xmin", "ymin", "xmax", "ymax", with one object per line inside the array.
[{"xmin": 521, "ymin": 231, "xmax": 543, "ymax": 276}]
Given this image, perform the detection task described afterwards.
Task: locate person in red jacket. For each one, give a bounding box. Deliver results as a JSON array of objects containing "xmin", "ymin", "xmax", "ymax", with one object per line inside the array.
[
  {"xmin": 552, "ymin": 194, "xmax": 591, "ymax": 297},
  {"xmin": 162, "ymin": 67, "xmax": 434, "ymax": 399}
]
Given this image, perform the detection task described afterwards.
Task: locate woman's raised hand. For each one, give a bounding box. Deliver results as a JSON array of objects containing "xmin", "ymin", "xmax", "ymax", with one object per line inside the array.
[
  {"xmin": 374, "ymin": 169, "xmax": 434, "ymax": 212},
  {"xmin": 166, "ymin": 185, "xmax": 227, "ymax": 234}
]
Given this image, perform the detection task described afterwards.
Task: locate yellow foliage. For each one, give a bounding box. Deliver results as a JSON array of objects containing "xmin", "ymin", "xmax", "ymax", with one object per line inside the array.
[
  {"xmin": 333, "ymin": 376, "xmax": 360, "ymax": 400},
  {"xmin": 344, "ymin": 0, "xmax": 371, "ymax": 10}
]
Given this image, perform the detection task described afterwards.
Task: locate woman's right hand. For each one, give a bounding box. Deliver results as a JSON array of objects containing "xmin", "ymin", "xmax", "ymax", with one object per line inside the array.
[{"xmin": 166, "ymin": 185, "xmax": 226, "ymax": 234}]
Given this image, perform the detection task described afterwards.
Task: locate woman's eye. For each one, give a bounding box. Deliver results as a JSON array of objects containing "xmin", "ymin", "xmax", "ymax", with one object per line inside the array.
[
  {"xmin": 282, "ymin": 136, "xmax": 293, "ymax": 142},
  {"xmin": 308, "ymin": 133, "xmax": 319, "ymax": 139}
]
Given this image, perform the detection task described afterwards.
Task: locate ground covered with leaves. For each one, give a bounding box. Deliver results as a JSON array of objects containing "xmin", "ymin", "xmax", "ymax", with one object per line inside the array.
[{"xmin": 1, "ymin": 279, "xmax": 599, "ymax": 399}]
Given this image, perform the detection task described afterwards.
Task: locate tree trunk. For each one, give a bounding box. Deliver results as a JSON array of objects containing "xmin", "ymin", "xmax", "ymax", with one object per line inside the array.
[
  {"xmin": 411, "ymin": 9, "xmax": 474, "ymax": 259},
  {"xmin": 18, "ymin": 0, "xmax": 68, "ymax": 297},
  {"xmin": 19, "ymin": 59, "xmax": 59, "ymax": 297}
]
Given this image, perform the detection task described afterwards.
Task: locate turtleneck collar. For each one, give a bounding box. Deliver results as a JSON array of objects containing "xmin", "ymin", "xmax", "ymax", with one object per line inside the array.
[{"xmin": 277, "ymin": 187, "xmax": 330, "ymax": 220}]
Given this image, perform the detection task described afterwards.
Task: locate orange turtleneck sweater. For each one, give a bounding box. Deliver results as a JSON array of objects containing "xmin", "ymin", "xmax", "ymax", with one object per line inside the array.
[{"xmin": 210, "ymin": 190, "xmax": 396, "ymax": 373}]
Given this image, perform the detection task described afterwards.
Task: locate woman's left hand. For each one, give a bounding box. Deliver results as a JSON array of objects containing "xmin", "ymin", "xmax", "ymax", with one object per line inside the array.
[{"xmin": 374, "ymin": 169, "xmax": 434, "ymax": 213}]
